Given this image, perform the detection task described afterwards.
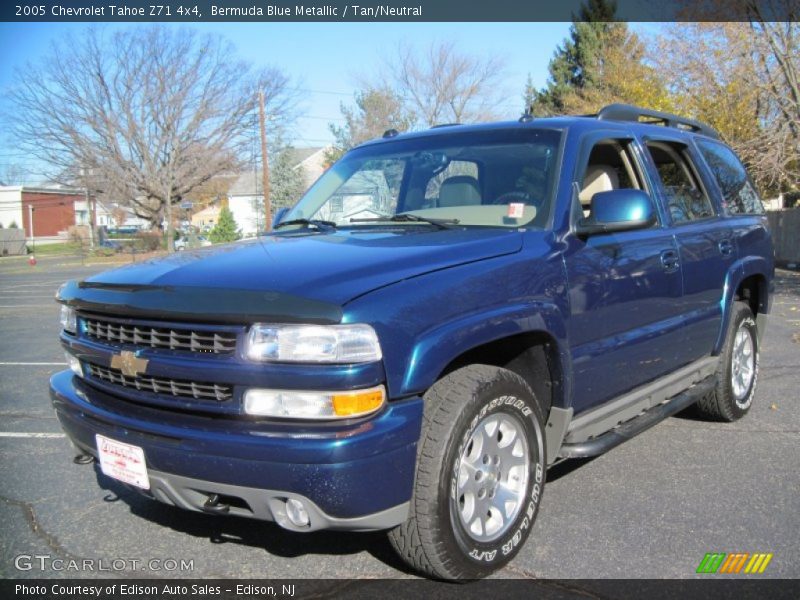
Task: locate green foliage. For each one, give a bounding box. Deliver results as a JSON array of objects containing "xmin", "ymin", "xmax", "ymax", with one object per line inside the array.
[
  {"xmin": 270, "ymin": 146, "xmax": 306, "ymax": 210},
  {"xmin": 9, "ymin": 220, "xmax": 19, "ymax": 229},
  {"xmin": 208, "ymin": 206, "xmax": 241, "ymax": 243},
  {"xmin": 534, "ymin": 0, "xmax": 622, "ymax": 114},
  {"xmin": 326, "ymin": 88, "xmax": 414, "ymax": 165}
]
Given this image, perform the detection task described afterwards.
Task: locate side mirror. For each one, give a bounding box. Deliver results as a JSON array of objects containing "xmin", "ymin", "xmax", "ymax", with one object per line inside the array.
[
  {"xmin": 576, "ymin": 189, "xmax": 656, "ymax": 236},
  {"xmin": 272, "ymin": 207, "xmax": 290, "ymax": 229}
]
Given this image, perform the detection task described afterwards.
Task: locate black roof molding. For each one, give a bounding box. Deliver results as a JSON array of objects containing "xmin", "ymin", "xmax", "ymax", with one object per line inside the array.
[{"xmin": 596, "ymin": 103, "xmax": 720, "ymax": 140}]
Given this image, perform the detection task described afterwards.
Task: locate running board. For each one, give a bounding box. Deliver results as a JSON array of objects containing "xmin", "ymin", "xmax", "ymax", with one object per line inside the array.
[{"xmin": 559, "ymin": 375, "xmax": 716, "ymax": 459}]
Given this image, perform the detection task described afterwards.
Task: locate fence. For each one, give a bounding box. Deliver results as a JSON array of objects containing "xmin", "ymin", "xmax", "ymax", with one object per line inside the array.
[
  {"xmin": 0, "ymin": 228, "xmax": 26, "ymax": 256},
  {"xmin": 767, "ymin": 208, "xmax": 800, "ymax": 266}
]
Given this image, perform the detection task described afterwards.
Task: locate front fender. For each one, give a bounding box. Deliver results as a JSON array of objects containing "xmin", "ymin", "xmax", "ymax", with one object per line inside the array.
[
  {"xmin": 399, "ymin": 301, "xmax": 570, "ymax": 402},
  {"xmin": 341, "ymin": 242, "xmax": 572, "ymax": 407}
]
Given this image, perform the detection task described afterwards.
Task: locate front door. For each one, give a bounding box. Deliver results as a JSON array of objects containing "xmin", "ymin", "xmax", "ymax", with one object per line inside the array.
[{"xmin": 564, "ymin": 136, "xmax": 686, "ymax": 414}]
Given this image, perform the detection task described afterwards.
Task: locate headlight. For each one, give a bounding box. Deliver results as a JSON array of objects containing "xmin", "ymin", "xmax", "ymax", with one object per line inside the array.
[
  {"xmin": 60, "ymin": 305, "xmax": 77, "ymax": 334},
  {"xmin": 245, "ymin": 323, "xmax": 382, "ymax": 363},
  {"xmin": 65, "ymin": 352, "xmax": 83, "ymax": 378},
  {"xmin": 244, "ymin": 385, "xmax": 385, "ymax": 419}
]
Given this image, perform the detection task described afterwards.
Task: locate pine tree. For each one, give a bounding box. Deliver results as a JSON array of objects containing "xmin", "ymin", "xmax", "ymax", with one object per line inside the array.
[
  {"xmin": 532, "ymin": 0, "xmax": 625, "ymax": 115},
  {"xmin": 270, "ymin": 147, "xmax": 306, "ymax": 210},
  {"xmin": 208, "ymin": 206, "xmax": 240, "ymax": 243}
]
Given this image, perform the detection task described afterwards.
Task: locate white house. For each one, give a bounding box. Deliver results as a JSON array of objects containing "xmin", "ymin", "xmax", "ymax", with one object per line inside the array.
[{"xmin": 227, "ymin": 147, "xmax": 329, "ymax": 236}]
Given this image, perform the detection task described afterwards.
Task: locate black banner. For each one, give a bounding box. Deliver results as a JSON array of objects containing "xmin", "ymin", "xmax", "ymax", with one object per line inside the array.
[
  {"xmin": 4, "ymin": 579, "xmax": 800, "ymax": 600},
  {"xmin": 2, "ymin": 0, "xmax": 797, "ymax": 22}
]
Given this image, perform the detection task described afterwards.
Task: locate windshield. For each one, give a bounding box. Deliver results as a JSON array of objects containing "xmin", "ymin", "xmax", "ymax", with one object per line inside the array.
[{"xmin": 284, "ymin": 128, "xmax": 562, "ymax": 229}]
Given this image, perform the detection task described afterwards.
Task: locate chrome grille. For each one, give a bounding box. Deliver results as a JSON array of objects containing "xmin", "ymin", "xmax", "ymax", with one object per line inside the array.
[
  {"xmin": 87, "ymin": 363, "xmax": 233, "ymax": 402},
  {"xmin": 85, "ymin": 318, "xmax": 237, "ymax": 354}
]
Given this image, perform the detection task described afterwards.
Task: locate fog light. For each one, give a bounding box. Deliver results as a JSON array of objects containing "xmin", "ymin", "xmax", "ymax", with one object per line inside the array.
[
  {"xmin": 65, "ymin": 352, "xmax": 83, "ymax": 378},
  {"xmin": 285, "ymin": 498, "xmax": 310, "ymax": 527}
]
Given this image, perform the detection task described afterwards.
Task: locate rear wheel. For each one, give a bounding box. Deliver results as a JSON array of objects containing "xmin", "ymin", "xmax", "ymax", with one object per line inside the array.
[
  {"xmin": 696, "ymin": 301, "xmax": 759, "ymax": 421},
  {"xmin": 389, "ymin": 365, "xmax": 546, "ymax": 579}
]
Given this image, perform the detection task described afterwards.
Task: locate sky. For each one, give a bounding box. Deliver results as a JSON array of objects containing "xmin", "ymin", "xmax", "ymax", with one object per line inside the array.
[{"xmin": 0, "ymin": 21, "xmax": 584, "ymax": 184}]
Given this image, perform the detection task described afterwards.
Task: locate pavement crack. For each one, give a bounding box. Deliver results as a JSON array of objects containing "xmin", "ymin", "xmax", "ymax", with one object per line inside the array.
[{"xmin": 0, "ymin": 494, "xmax": 129, "ymax": 578}]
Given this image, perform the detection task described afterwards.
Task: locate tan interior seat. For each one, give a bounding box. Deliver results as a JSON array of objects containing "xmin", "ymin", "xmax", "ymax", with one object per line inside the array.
[
  {"xmin": 579, "ymin": 165, "xmax": 619, "ymax": 208},
  {"xmin": 438, "ymin": 175, "xmax": 481, "ymax": 207}
]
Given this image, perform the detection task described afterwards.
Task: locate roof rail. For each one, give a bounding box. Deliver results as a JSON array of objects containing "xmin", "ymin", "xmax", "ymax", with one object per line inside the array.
[
  {"xmin": 596, "ymin": 104, "xmax": 719, "ymax": 139},
  {"xmin": 430, "ymin": 123, "xmax": 461, "ymax": 129}
]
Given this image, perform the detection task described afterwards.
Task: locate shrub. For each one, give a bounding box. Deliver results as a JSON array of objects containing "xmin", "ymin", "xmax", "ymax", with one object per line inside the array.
[{"xmin": 135, "ymin": 231, "xmax": 163, "ymax": 252}]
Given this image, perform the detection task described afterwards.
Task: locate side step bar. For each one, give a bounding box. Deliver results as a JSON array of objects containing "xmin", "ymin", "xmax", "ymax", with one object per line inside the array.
[{"xmin": 559, "ymin": 375, "xmax": 716, "ymax": 459}]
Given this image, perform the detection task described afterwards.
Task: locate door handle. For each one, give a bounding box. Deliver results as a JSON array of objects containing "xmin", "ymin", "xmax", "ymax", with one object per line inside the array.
[
  {"xmin": 718, "ymin": 239, "xmax": 734, "ymax": 256},
  {"xmin": 660, "ymin": 250, "xmax": 680, "ymax": 272}
]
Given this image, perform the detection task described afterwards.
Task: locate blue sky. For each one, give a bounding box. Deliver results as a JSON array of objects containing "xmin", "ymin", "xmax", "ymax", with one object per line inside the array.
[{"xmin": 0, "ymin": 21, "xmax": 618, "ymax": 183}]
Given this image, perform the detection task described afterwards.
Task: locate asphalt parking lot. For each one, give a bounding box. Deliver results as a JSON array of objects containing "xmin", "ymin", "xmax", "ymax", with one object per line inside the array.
[{"xmin": 1, "ymin": 254, "xmax": 798, "ymax": 580}]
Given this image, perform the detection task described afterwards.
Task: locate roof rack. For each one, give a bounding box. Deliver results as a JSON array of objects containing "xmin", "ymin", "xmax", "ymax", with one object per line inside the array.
[
  {"xmin": 596, "ymin": 104, "xmax": 719, "ymax": 139},
  {"xmin": 430, "ymin": 123, "xmax": 461, "ymax": 129}
]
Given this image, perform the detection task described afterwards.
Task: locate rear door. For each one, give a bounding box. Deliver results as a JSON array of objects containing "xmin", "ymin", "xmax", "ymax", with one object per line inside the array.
[
  {"xmin": 564, "ymin": 133, "xmax": 686, "ymax": 414},
  {"xmin": 640, "ymin": 135, "xmax": 736, "ymax": 361}
]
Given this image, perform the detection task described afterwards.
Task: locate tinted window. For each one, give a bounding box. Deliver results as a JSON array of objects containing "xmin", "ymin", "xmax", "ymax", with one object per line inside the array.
[
  {"xmin": 697, "ymin": 140, "xmax": 764, "ymax": 215},
  {"xmin": 646, "ymin": 142, "xmax": 715, "ymax": 224}
]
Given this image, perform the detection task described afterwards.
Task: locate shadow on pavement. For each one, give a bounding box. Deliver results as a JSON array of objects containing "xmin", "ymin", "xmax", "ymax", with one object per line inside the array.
[{"xmin": 92, "ymin": 467, "xmax": 417, "ymax": 576}]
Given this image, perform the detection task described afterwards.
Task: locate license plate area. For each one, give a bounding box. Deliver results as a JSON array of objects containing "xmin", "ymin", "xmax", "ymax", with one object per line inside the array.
[{"xmin": 96, "ymin": 434, "xmax": 150, "ymax": 490}]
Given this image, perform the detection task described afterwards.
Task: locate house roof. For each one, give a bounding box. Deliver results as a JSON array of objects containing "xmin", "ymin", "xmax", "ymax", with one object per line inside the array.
[{"xmin": 228, "ymin": 147, "xmax": 326, "ymax": 196}]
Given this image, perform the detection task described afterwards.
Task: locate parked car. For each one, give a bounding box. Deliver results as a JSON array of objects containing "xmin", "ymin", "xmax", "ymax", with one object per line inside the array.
[
  {"xmin": 174, "ymin": 235, "xmax": 211, "ymax": 251},
  {"xmin": 53, "ymin": 105, "xmax": 773, "ymax": 579}
]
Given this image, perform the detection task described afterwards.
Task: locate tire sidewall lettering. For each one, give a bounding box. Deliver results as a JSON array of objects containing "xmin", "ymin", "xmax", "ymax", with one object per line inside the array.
[{"xmin": 448, "ymin": 390, "xmax": 545, "ymax": 565}]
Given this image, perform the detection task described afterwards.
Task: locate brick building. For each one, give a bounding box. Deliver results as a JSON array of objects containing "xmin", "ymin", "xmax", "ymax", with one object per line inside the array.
[{"xmin": 0, "ymin": 186, "xmax": 85, "ymax": 240}]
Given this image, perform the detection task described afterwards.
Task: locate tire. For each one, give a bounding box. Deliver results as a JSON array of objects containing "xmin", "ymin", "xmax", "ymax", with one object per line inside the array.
[
  {"xmin": 696, "ymin": 301, "xmax": 759, "ymax": 422},
  {"xmin": 389, "ymin": 365, "xmax": 546, "ymax": 579}
]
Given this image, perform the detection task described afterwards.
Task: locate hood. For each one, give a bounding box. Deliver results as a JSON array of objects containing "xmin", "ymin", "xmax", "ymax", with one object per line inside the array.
[{"xmin": 82, "ymin": 228, "xmax": 524, "ymax": 307}]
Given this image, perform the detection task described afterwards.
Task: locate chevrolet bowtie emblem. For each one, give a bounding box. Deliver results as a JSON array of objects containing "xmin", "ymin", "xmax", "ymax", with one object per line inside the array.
[{"xmin": 110, "ymin": 350, "xmax": 149, "ymax": 377}]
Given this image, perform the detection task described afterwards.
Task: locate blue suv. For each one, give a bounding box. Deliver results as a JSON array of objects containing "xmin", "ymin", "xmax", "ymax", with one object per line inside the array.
[{"xmin": 52, "ymin": 105, "xmax": 773, "ymax": 579}]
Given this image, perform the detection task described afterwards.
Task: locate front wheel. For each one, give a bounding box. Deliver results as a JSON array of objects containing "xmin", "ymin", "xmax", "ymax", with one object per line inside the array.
[
  {"xmin": 696, "ymin": 301, "xmax": 759, "ymax": 421},
  {"xmin": 389, "ymin": 365, "xmax": 546, "ymax": 579}
]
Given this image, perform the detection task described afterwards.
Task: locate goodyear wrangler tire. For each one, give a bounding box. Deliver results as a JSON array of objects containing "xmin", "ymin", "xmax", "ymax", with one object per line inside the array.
[
  {"xmin": 388, "ymin": 365, "xmax": 546, "ymax": 579},
  {"xmin": 696, "ymin": 301, "xmax": 759, "ymax": 422}
]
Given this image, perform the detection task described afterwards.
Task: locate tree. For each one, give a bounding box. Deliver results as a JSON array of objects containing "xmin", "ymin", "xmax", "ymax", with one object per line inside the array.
[
  {"xmin": 8, "ymin": 26, "xmax": 297, "ymax": 250},
  {"xmin": 326, "ymin": 88, "xmax": 415, "ymax": 163},
  {"xmin": 531, "ymin": 0, "xmax": 673, "ymax": 116},
  {"xmin": 270, "ymin": 146, "xmax": 307, "ymax": 210},
  {"xmin": 360, "ymin": 41, "xmax": 506, "ymax": 130},
  {"xmin": 653, "ymin": 15, "xmax": 799, "ymax": 193},
  {"xmin": 533, "ymin": 0, "xmax": 623, "ymax": 114},
  {"xmin": 207, "ymin": 206, "xmax": 241, "ymax": 243}
]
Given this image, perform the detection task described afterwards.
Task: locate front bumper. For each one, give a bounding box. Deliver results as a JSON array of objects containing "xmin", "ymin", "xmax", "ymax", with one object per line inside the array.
[{"xmin": 50, "ymin": 370, "xmax": 423, "ymax": 531}]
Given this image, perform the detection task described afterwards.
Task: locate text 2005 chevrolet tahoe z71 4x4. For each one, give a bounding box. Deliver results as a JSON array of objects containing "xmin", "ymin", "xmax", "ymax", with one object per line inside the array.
[{"xmin": 53, "ymin": 105, "xmax": 773, "ymax": 579}]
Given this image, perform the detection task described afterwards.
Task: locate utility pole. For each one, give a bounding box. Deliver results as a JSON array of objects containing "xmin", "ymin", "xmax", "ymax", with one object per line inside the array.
[
  {"xmin": 28, "ymin": 204, "xmax": 35, "ymax": 254},
  {"xmin": 85, "ymin": 183, "xmax": 95, "ymax": 249},
  {"xmin": 259, "ymin": 90, "xmax": 272, "ymax": 231}
]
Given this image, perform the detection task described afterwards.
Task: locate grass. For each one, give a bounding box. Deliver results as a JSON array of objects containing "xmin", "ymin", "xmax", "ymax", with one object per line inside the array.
[{"xmin": 28, "ymin": 241, "xmax": 86, "ymax": 256}]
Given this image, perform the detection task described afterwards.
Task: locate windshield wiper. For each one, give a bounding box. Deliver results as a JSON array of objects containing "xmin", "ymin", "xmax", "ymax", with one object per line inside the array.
[
  {"xmin": 274, "ymin": 218, "xmax": 337, "ymax": 231},
  {"xmin": 350, "ymin": 213, "xmax": 459, "ymax": 230}
]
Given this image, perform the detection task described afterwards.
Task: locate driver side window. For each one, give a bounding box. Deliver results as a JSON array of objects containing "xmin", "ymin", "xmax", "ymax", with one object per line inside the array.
[{"xmin": 578, "ymin": 139, "xmax": 644, "ymax": 219}]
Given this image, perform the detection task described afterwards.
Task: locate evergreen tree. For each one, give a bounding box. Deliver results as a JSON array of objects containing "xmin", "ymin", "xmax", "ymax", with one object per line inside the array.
[
  {"xmin": 270, "ymin": 146, "xmax": 306, "ymax": 210},
  {"xmin": 208, "ymin": 206, "xmax": 240, "ymax": 243},
  {"xmin": 533, "ymin": 0, "xmax": 624, "ymax": 115},
  {"xmin": 523, "ymin": 73, "xmax": 536, "ymax": 113}
]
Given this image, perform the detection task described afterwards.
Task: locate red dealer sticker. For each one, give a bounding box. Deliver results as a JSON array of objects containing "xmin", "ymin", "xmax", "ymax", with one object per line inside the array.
[
  {"xmin": 96, "ymin": 434, "xmax": 150, "ymax": 489},
  {"xmin": 507, "ymin": 203, "xmax": 525, "ymax": 219}
]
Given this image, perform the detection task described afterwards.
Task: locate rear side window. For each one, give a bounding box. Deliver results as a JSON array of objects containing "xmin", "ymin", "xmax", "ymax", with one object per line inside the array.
[
  {"xmin": 646, "ymin": 141, "xmax": 715, "ymax": 224},
  {"xmin": 696, "ymin": 140, "xmax": 764, "ymax": 215}
]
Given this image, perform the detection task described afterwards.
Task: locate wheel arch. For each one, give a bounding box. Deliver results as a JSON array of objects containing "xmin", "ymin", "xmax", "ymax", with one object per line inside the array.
[
  {"xmin": 714, "ymin": 257, "xmax": 771, "ymax": 354},
  {"xmin": 399, "ymin": 302, "xmax": 571, "ymax": 412}
]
